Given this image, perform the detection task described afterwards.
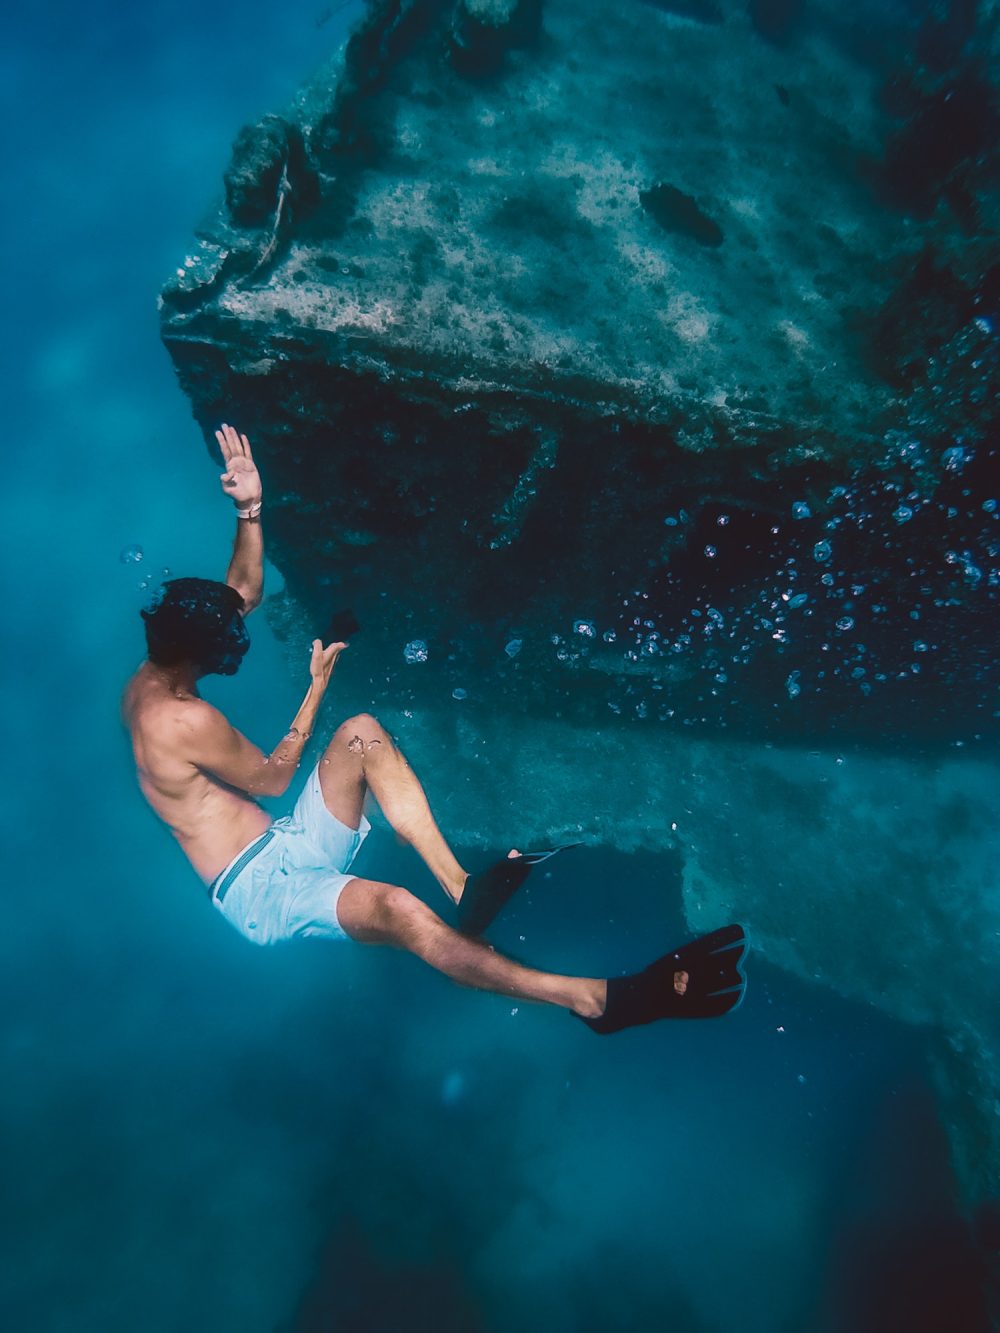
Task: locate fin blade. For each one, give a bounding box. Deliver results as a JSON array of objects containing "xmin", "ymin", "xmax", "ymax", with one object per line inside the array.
[{"xmin": 581, "ymin": 924, "xmax": 749, "ymax": 1034}]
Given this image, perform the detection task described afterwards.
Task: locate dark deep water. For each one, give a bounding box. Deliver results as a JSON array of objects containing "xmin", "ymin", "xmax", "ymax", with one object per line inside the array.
[{"xmin": 3, "ymin": 1, "xmax": 997, "ymax": 1330}]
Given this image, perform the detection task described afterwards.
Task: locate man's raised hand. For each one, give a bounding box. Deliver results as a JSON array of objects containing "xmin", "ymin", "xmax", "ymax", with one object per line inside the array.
[{"xmin": 216, "ymin": 423, "xmax": 263, "ymax": 508}]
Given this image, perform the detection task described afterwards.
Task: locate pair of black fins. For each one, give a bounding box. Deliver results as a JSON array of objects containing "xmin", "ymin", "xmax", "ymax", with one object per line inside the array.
[{"xmin": 457, "ymin": 846, "xmax": 748, "ymax": 1035}]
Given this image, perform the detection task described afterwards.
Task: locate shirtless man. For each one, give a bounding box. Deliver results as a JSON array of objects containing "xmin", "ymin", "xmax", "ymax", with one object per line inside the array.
[{"xmin": 123, "ymin": 423, "xmax": 747, "ymax": 1034}]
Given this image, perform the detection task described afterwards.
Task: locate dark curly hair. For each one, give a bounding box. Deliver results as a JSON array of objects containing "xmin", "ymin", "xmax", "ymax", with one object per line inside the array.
[{"xmin": 141, "ymin": 578, "xmax": 249, "ymax": 676}]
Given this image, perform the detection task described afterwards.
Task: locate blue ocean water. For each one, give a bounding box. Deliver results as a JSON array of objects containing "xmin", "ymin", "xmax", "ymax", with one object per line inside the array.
[{"xmin": 3, "ymin": 2, "xmax": 996, "ymax": 1330}]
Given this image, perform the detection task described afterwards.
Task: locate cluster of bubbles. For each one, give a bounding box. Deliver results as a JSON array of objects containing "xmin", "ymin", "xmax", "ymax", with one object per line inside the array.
[
  {"xmin": 120, "ymin": 545, "xmax": 170, "ymax": 594},
  {"xmin": 535, "ymin": 446, "xmax": 998, "ymax": 736},
  {"xmin": 403, "ymin": 638, "xmax": 469, "ymax": 699}
]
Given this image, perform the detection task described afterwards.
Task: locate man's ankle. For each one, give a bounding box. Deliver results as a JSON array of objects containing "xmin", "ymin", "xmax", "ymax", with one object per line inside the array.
[
  {"xmin": 448, "ymin": 871, "xmax": 469, "ymax": 904},
  {"xmin": 570, "ymin": 980, "xmax": 606, "ymax": 1019}
]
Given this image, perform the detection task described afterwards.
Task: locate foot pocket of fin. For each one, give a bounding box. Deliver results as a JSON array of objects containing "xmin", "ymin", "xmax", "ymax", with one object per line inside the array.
[{"xmin": 456, "ymin": 844, "xmax": 580, "ymax": 935}]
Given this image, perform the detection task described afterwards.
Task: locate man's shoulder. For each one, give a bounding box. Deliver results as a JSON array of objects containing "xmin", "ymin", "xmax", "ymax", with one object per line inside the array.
[
  {"xmin": 163, "ymin": 694, "xmax": 223, "ymax": 733},
  {"xmin": 135, "ymin": 690, "xmax": 221, "ymax": 742}
]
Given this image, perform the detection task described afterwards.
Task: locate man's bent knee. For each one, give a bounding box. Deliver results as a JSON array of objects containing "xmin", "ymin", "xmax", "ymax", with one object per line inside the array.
[
  {"xmin": 333, "ymin": 713, "xmax": 389, "ymax": 755},
  {"xmin": 374, "ymin": 883, "xmax": 422, "ymax": 931},
  {"xmin": 337, "ymin": 878, "xmax": 422, "ymax": 944}
]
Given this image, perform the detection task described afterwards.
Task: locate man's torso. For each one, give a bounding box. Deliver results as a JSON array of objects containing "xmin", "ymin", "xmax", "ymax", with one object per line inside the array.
[{"xmin": 123, "ymin": 666, "xmax": 271, "ymax": 883}]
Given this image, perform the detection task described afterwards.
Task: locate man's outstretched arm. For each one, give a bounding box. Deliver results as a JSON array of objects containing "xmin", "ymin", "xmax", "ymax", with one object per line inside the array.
[{"xmin": 217, "ymin": 422, "xmax": 264, "ymax": 614}]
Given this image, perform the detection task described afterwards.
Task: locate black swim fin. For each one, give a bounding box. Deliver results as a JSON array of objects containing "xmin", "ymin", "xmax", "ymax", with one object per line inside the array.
[
  {"xmin": 581, "ymin": 924, "xmax": 748, "ymax": 1035},
  {"xmin": 456, "ymin": 845, "xmax": 580, "ymax": 935}
]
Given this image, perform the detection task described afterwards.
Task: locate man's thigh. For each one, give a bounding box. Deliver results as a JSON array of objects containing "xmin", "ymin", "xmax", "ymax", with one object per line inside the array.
[
  {"xmin": 316, "ymin": 717, "xmax": 377, "ymax": 829},
  {"xmin": 291, "ymin": 758, "xmax": 371, "ymax": 866}
]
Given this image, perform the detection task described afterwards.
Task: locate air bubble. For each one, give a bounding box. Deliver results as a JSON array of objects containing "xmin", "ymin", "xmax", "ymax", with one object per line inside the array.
[
  {"xmin": 504, "ymin": 639, "xmax": 523, "ymax": 658},
  {"xmin": 792, "ymin": 501, "xmax": 811, "ymax": 520},
  {"xmin": 119, "ymin": 544, "xmax": 143, "ymax": 564},
  {"xmin": 574, "ymin": 620, "xmax": 596, "ymax": 637},
  {"xmin": 812, "ymin": 540, "xmax": 832, "ymax": 564},
  {"xmin": 452, "ymin": 687, "xmax": 467, "ymax": 700},
  {"xmin": 403, "ymin": 640, "xmax": 429, "ymax": 664}
]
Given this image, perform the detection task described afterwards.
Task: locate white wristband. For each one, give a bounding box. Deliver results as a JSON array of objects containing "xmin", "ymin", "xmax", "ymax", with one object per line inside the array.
[{"xmin": 236, "ymin": 500, "xmax": 262, "ymax": 519}]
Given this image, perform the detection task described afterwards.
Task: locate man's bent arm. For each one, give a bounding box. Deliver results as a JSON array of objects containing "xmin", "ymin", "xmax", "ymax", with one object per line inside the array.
[
  {"xmin": 260, "ymin": 676, "xmax": 327, "ymax": 793},
  {"xmin": 183, "ymin": 679, "xmax": 322, "ymax": 798},
  {"xmin": 181, "ymin": 640, "xmax": 345, "ymax": 797}
]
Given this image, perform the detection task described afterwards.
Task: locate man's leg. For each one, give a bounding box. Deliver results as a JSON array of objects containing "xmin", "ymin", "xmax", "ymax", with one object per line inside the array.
[
  {"xmin": 336, "ymin": 876, "xmax": 607, "ymax": 1017},
  {"xmin": 319, "ymin": 713, "xmax": 468, "ymax": 903}
]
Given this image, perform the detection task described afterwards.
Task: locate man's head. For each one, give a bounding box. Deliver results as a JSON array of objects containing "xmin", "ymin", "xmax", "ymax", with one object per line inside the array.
[{"xmin": 141, "ymin": 578, "xmax": 249, "ymax": 676}]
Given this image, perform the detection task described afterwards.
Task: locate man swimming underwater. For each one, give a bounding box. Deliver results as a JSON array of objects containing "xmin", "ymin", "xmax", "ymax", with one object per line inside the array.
[{"xmin": 123, "ymin": 423, "xmax": 747, "ymax": 1033}]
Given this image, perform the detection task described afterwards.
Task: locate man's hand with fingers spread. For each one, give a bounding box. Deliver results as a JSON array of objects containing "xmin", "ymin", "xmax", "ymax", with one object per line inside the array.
[
  {"xmin": 310, "ymin": 639, "xmax": 347, "ymax": 694},
  {"xmin": 216, "ymin": 423, "xmax": 262, "ymax": 509}
]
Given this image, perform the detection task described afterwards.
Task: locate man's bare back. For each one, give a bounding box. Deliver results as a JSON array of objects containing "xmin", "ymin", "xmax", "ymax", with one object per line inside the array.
[{"xmin": 123, "ymin": 664, "xmax": 272, "ymax": 883}]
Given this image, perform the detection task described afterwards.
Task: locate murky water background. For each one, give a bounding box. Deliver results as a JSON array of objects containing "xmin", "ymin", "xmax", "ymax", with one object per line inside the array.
[{"xmin": 3, "ymin": 2, "xmax": 994, "ymax": 1329}]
